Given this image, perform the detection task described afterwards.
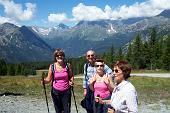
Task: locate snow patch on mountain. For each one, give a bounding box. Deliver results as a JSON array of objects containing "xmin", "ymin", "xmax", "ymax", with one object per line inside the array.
[{"xmin": 107, "ymin": 24, "xmax": 117, "ymax": 34}]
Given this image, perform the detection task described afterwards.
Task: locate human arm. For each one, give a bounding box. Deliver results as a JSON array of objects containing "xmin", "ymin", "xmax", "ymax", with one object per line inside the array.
[
  {"xmin": 110, "ymin": 89, "xmax": 138, "ymax": 113},
  {"xmin": 41, "ymin": 64, "xmax": 53, "ymax": 84},
  {"xmin": 84, "ymin": 88, "xmax": 87, "ymax": 96},
  {"xmin": 98, "ymin": 99, "xmax": 115, "ymax": 113},
  {"xmin": 89, "ymin": 75, "xmax": 96, "ymax": 91},
  {"xmin": 125, "ymin": 90, "xmax": 138, "ymax": 113},
  {"xmin": 67, "ymin": 63, "xmax": 74, "ymax": 86},
  {"xmin": 103, "ymin": 75, "xmax": 115, "ymax": 92},
  {"xmin": 83, "ymin": 63, "xmax": 87, "ymax": 96}
]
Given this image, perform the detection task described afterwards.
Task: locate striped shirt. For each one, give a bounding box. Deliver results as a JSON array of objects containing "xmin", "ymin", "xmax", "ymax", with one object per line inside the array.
[
  {"xmin": 83, "ymin": 63, "xmax": 112, "ymax": 88},
  {"xmin": 110, "ymin": 80, "xmax": 138, "ymax": 113}
]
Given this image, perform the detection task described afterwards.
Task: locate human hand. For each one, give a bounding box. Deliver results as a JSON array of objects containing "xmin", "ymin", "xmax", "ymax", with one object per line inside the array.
[
  {"xmin": 107, "ymin": 108, "xmax": 115, "ymax": 113},
  {"xmin": 103, "ymin": 76, "xmax": 109, "ymax": 85},
  {"xmin": 84, "ymin": 89, "xmax": 87, "ymax": 96},
  {"xmin": 69, "ymin": 80, "xmax": 74, "ymax": 86},
  {"xmin": 95, "ymin": 95, "xmax": 100, "ymax": 103},
  {"xmin": 41, "ymin": 77, "xmax": 45, "ymax": 85},
  {"xmin": 90, "ymin": 76, "xmax": 96, "ymax": 84}
]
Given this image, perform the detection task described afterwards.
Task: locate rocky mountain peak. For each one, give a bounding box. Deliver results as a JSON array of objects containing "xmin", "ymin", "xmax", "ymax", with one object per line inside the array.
[{"xmin": 157, "ymin": 9, "xmax": 170, "ymax": 18}]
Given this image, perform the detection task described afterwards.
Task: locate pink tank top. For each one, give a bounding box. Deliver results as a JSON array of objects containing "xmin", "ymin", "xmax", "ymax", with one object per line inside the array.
[
  {"xmin": 52, "ymin": 66, "xmax": 69, "ymax": 91},
  {"xmin": 94, "ymin": 76, "xmax": 111, "ymax": 99}
]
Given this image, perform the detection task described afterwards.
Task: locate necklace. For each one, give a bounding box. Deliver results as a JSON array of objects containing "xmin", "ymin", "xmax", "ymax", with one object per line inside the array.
[{"xmin": 55, "ymin": 63, "xmax": 64, "ymax": 72}]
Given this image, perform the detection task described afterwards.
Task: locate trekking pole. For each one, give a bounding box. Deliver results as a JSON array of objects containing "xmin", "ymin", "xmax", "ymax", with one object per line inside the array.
[
  {"xmin": 42, "ymin": 73, "xmax": 50, "ymax": 113},
  {"xmin": 71, "ymin": 86, "xmax": 78, "ymax": 113},
  {"xmin": 95, "ymin": 94, "xmax": 100, "ymax": 113}
]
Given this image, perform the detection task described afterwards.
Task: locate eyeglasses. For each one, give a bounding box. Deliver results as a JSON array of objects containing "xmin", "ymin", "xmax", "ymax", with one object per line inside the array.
[
  {"xmin": 87, "ymin": 54, "xmax": 94, "ymax": 57},
  {"xmin": 56, "ymin": 55, "xmax": 64, "ymax": 57},
  {"xmin": 95, "ymin": 64, "xmax": 104, "ymax": 67},
  {"xmin": 114, "ymin": 69, "xmax": 119, "ymax": 73}
]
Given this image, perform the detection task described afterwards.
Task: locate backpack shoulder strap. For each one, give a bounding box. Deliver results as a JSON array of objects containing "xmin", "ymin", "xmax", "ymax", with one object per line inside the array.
[
  {"xmin": 85, "ymin": 63, "xmax": 88, "ymax": 78},
  {"xmin": 84, "ymin": 63, "xmax": 88, "ymax": 87}
]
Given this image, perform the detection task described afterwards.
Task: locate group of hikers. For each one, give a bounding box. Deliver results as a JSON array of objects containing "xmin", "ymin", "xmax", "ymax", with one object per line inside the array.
[{"xmin": 41, "ymin": 48, "xmax": 138, "ymax": 113}]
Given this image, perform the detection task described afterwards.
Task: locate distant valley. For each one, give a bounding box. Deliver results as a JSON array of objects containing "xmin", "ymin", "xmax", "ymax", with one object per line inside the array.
[{"xmin": 0, "ymin": 9, "xmax": 170, "ymax": 63}]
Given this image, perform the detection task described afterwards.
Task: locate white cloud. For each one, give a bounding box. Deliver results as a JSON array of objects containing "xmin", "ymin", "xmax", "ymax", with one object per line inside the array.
[
  {"xmin": 71, "ymin": 0, "xmax": 170, "ymax": 21},
  {"xmin": 48, "ymin": 13, "xmax": 69, "ymax": 23},
  {"xmin": 0, "ymin": 0, "xmax": 36, "ymax": 21},
  {"xmin": 0, "ymin": 16, "xmax": 18, "ymax": 24},
  {"xmin": 114, "ymin": 0, "xmax": 170, "ymax": 19},
  {"xmin": 72, "ymin": 3, "xmax": 108, "ymax": 21}
]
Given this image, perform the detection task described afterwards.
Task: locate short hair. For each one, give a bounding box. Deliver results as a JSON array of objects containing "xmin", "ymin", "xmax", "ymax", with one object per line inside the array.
[
  {"xmin": 53, "ymin": 48, "xmax": 65, "ymax": 61},
  {"xmin": 86, "ymin": 50, "xmax": 96, "ymax": 56},
  {"xmin": 95, "ymin": 59, "xmax": 104, "ymax": 63},
  {"xmin": 113, "ymin": 60, "xmax": 131, "ymax": 79}
]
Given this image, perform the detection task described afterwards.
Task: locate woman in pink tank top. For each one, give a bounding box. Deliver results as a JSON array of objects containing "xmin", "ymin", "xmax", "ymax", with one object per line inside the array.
[
  {"xmin": 42, "ymin": 48, "xmax": 74, "ymax": 113},
  {"xmin": 89, "ymin": 59, "xmax": 114, "ymax": 113}
]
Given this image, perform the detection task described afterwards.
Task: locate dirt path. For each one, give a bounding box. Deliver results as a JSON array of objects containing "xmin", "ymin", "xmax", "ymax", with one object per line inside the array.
[
  {"xmin": 0, "ymin": 95, "xmax": 85, "ymax": 113},
  {"xmin": 1, "ymin": 95, "xmax": 170, "ymax": 113},
  {"xmin": 75, "ymin": 73, "xmax": 170, "ymax": 78}
]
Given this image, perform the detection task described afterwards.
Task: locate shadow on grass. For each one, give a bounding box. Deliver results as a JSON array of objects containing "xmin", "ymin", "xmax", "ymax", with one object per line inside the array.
[{"xmin": 0, "ymin": 92, "xmax": 23, "ymax": 96}]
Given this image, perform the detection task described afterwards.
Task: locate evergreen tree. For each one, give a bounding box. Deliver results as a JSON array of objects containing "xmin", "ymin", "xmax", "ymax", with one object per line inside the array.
[
  {"xmin": 131, "ymin": 33, "xmax": 144, "ymax": 69},
  {"xmin": 116, "ymin": 47, "xmax": 124, "ymax": 61},
  {"xmin": 7, "ymin": 64, "xmax": 16, "ymax": 76},
  {"xmin": 15, "ymin": 64, "xmax": 22, "ymax": 75},
  {"xmin": 110, "ymin": 45, "xmax": 115, "ymax": 63},
  {"xmin": 148, "ymin": 28, "xmax": 157, "ymax": 69},
  {"xmin": 155, "ymin": 37, "xmax": 164, "ymax": 68},
  {"xmin": 142, "ymin": 42, "xmax": 150, "ymax": 69},
  {"xmin": 0, "ymin": 59, "xmax": 7, "ymax": 75},
  {"xmin": 162, "ymin": 34, "xmax": 170, "ymax": 70},
  {"xmin": 126, "ymin": 43, "xmax": 133, "ymax": 64},
  {"xmin": 105, "ymin": 45, "xmax": 115, "ymax": 67}
]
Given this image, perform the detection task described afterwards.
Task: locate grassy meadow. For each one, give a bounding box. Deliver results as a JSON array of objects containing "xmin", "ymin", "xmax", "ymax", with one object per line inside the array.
[{"xmin": 0, "ymin": 75, "xmax": 170, "ymax": 107}]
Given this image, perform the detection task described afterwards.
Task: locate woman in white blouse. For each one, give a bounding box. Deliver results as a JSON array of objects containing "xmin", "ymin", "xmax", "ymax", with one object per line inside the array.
[{"xmin": 99, "ymin": 60, "xmax": 138, "ymax": 113}]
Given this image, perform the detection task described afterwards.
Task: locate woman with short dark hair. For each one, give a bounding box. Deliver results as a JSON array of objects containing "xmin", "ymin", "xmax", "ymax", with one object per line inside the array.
[
  {"xmin": 108, "ymin": 60, "xmax": 138, "ymax": 113},
  {"xmin": 99, "ymin": 60, "xmax": 138, "ymax": 113},
  {"xmin": 89, "ymin": 59, "xmax": 114, "ymax": 113}
]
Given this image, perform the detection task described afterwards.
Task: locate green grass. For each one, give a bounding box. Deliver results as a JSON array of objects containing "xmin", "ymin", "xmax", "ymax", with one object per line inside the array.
[
  {"xmin": 0, "ymin": 75, "xmax": 170, "ymax": 106},
  {"xmin": 132, "ymin": 69, "xmax": 170, "ymax": 73},
  {"xmin": 130, "ymin": 76, "xmax": 170, "ymax": 105}
]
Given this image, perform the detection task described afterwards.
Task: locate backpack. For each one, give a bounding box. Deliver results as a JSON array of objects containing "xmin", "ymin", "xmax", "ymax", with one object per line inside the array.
[{"xmin": 51, "ymin": 62, "xmax": 70, "ymax": 86}]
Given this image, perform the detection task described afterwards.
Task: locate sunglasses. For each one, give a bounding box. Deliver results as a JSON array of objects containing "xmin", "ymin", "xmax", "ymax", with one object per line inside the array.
[
  {"xmin": 114, "ymin": 69, "xmax": 119, "ymax": 73},
  {"xmin": 87, "ymin": 54, "xmax": 94, "ymax": 57},
  {"xmin": 95, "ymin": 64, "xmax": 104, "ymax": 67},
  {"xmin": 56, "ymin": 55, "xmax": 64, "ymax": 57}
]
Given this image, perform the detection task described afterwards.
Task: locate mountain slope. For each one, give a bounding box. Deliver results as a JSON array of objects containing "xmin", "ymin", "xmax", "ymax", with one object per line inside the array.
[
  {"xmin": 0, "ymin": 23, "xmax": 53, "ymax": 63},
  {"xmin": 34, "ymin": 9, "xmax": 170, "ymax": 57},
  {"xmin": 1, "ymin": 9, "xmax": 170, "ymax": 62},
  {"xmin": 157, "ymin": 9, "xmax": 170, "ymax": 18}
]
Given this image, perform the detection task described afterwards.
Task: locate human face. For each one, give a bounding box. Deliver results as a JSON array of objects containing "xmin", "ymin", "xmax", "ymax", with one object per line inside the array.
[
  {"xmin": 113, "ymin": 66, "xmax": 124, "ymax": 84},
  {"xmin": 56, "ymin": 54, "xmax": 64, "ymax": 63},
  {"xmin": 95, "ymin": 62, "xmax": 104, "ymax": 74},
  {"xmin": 86, "ymin": 51, "xmax": 96, "ymax": 63}
]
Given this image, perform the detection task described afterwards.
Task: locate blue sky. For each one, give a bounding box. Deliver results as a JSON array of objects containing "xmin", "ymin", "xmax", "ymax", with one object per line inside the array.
[{"xmin": 0, "ymin": 0, "xmax": 170, "ymax": 27}]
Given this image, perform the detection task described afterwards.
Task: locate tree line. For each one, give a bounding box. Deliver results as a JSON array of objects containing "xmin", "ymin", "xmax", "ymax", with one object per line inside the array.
[
  {"xmin": 101, "ymin": 28, "xmax": 170, "ymax": 71},
  {"xmin": 0, "ymin": 60, "xmax": 52, "ymax": 76},
  {"xmin": 0, "ymin": 28, "xmax": 170, "ymax": 76}
]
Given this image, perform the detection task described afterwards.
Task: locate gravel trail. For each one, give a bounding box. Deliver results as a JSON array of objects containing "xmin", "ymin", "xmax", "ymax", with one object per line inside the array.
[
  {"xmin": 1, "ymin": 95, "xmax": 170, "ymax": 113},
  {"xmin": 0, "ymin": 95, "xmax": 85, "ymax": 113}
]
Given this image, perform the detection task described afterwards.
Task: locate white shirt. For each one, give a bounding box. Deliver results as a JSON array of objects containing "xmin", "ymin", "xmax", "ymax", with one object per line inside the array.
[{"xmin": 110, "ymin": 80, "xmax": 138, "ymax": 113}]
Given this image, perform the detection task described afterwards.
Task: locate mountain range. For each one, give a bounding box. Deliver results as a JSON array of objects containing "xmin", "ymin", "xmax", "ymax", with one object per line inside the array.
[{"xmin": 0, "ymin": 9, "xmax": 170, "ymax": 63}]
